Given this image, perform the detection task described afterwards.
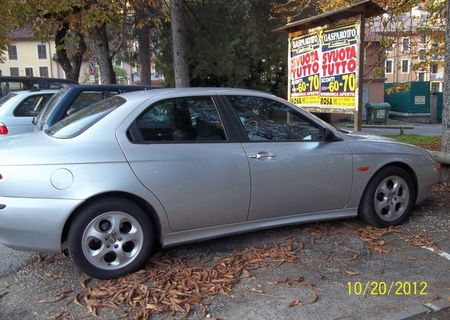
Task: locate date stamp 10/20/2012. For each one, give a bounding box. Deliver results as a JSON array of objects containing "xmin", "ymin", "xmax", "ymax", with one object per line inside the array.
[{"xmin": 347, "ymin": 281, "xmax": 428, "ymax": 297}]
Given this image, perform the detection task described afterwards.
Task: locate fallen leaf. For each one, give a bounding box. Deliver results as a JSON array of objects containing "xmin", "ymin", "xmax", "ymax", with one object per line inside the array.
[
  {"xmin": 335, "ymin": 254, "xmax": 358, "ymax": 261},
  {"xmin": 38, "ymin": 290, "xmax": 72, "ymax": 304},
  {"xmin": 345, "ymin": 270, "xmax": 360, "ymax": 276},
  {"xmin": 289, "ymin": 298, "xmax": 301, "ymax": 307}
]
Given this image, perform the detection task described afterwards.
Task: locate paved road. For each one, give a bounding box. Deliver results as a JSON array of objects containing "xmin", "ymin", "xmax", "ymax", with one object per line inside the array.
[{"xmin": 0, "ymin": 185, "xmax": 449, "ymax": 320}]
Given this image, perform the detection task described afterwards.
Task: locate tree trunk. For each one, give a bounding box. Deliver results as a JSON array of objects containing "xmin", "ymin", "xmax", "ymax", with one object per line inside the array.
[
  {"xmin": 137, "ymin": 25, "xmax": 152, "ymax": 86},
  {"xmin": 170, "ymin": 0, "xmax": 190, "ymax": 87},
  {"xmin": 90, "ymin": 23, "xmax": 116, "ymax": 84},
  {"xmin": 54, "ymin": 24, "xmax": 86, "ymax": 82},
  {"xmin": 441, "ymin": 0, "xmax": 450, "ymax": 182}
]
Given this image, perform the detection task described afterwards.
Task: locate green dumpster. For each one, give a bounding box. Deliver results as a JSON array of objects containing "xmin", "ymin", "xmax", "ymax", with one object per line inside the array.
[{"xmin": 365, "ymin": 102, "xmax": 391, "ymax": 124}]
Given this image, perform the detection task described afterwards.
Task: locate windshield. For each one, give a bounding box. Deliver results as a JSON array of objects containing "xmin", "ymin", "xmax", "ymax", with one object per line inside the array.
[
  {"xmin": 0, "ymin": 93, "xmax": 17, "ymax": 107},
  {"xmin": 45, "ymin": 96, "xmax": 126, "ymax": 139},
  {"xmin": 35, "ymin": 87, "xmax": 69, "ymax": 128}
]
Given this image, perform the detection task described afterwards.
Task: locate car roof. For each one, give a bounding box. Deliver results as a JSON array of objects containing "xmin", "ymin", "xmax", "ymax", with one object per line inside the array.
[
  {"xmin": 8, "ymin": 89, "xmax": 59, "ymax": 96},
  {"xmin": 65, "ymin": 84, "xmax": 151, "ymax": 91},
  {"xmin": 118, "ymin": 87, "xmax": 276, "ymax": 102}
]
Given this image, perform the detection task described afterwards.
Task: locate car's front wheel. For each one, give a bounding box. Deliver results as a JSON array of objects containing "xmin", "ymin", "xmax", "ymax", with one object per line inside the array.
[
  {"xmin": 68, "ymin": 198, "xmax": 153, "ymax": 279},
  {"xmin": 359, "ymin": 166, "xmax": 415, "ymax": 227}
]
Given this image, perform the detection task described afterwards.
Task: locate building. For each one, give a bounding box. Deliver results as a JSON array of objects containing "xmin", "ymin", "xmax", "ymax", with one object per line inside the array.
[
  {"xmin": 380, "ymin": 6, "xmax": 445, "ymax": 92},
  {"xmin": 1, "ymin": 29, "xmax": 164, "ymax": 87},
  {"xmin": 0, "ymin": 29, "xmax": 62, "ymax": 79}
]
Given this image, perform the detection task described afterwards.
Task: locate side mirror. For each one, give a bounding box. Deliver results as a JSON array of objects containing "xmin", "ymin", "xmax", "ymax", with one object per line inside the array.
[{"xmin": 324, "ymin": 128, "xmax": 342, "ymax": 142}]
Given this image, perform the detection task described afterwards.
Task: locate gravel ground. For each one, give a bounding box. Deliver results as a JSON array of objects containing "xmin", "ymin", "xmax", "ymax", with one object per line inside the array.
[{"xmin": 0, "ymin": 184, "xmax": 449, "ymax": 320}]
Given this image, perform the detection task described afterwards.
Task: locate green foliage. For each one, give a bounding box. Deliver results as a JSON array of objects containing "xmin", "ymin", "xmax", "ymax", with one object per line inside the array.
[{"xmin": 156, "ymin": 0, "xmax": 290, "ymax": 97}]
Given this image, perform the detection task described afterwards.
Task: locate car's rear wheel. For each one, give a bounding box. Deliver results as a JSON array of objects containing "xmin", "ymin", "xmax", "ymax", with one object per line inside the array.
[
  {"xmin": 359, "ymin": 166, "xmax": 415, "ymax": 227},
  {"xmin": 68, "ymin": 198, "xmax": 153, "ymax": 279}
]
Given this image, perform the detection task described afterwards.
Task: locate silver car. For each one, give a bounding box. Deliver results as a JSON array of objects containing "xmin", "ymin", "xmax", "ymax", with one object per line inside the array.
[
  {"xmin": 0, "ymin": 88, "xmax": 438, "ymax": 279},
  {"xmin": 0, "ymin": 90, "xmax": 57, "ymax": 136}
]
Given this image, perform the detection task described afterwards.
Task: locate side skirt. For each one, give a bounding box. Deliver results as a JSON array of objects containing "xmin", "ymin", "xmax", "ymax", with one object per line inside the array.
[{"xmin": 163, "ymin": 208, "xmax": 358, "ymax": 248}]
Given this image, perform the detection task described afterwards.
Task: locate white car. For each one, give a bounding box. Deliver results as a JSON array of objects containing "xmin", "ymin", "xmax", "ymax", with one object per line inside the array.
[{"xmin": 0, "ymin": 90, "xmax": 57, "ymax": 136}]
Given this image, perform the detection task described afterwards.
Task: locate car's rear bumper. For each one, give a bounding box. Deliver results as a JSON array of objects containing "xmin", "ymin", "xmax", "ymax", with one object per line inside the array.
[{"xmin": 0, "ymin": 196, "xmax": 82, "ymax": 252}]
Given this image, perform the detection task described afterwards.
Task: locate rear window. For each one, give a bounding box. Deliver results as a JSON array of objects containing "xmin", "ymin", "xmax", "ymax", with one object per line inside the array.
[
  {"xmin": 0, "ymin": 93, "xmax": 17, "ymax": 107},
  {"xmin": 45, "ymin": 96, "xmax": 125, "ymax": 139},
  {"xmin": 35, "ymin": 88, "xmax": 69, "ymax": 127}
]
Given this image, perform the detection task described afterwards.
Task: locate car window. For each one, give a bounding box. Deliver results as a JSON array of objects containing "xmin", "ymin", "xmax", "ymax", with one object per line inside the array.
[
  {"xmin": 227, "ymin": 95, "xmax": 323, "ymax": 142},
  {"xmin": 13, "ymin": 94, "xmax": 54, "ymax": 117},
  {"xmin": 46, "ymin": 96, "xmax": 125, "ymax": 139},
  {"xmin": 134, "ymin": 96, "xmax": 227, "ymax": 142},
  {"xmin": 0, "ymin": 93, "xmax": 17, "ymax": 107},
  {"xmin": 65, "ymin": 91, "xmax": 119, "ymax": 117},
  {"xmin": 36, "ymin": 88, "xmax": 68, "ymax": 126}
]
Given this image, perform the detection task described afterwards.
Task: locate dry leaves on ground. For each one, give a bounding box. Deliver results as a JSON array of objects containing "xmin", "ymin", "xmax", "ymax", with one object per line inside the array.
[
  {"xmin": 38, "ymin": 290, "xmax": 73, "ymax": 304},
  {"xmin": 288, "ymin": 284, "xmax": 319, "ymax": 307},
  {"xmin": 402, "ymin": 234, "xmax": 433, "ymax": 247},
  {"xmin": 344, "ymin": 222, "xmax": 403, "ymax": 254},
  {"xmin": 0, "ymin": 283, "xmax": 9, "ymax": 298},
  {"xmin": 75, "ymin": 240, "xmax": 304, "ymax": 319},
  {"xmin": 45, "ymin": 311, "xmax": 70, "ymax": 320}
]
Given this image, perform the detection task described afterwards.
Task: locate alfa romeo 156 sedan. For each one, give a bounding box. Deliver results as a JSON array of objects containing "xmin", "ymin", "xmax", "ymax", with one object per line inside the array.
[{"xmin": 0, "ymin": 88, "xmax": 437, "ymax": 279}]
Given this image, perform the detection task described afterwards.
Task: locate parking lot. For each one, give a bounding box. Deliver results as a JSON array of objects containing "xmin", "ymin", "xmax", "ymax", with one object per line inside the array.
[{"xmin": 0, "ymin": 183, "xmax": 449, "ymax": 320}]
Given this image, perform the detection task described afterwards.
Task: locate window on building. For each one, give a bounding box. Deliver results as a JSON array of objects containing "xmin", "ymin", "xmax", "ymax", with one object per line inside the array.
[
  {"xmin": 431, "ymin": 63, "xmax": 438, "ymax": 74},
  {"xmin": 431, "ymin": 82, "xmax": 440, "ymax": 92},
  {"xmin": 385, "ymin": 60, "xmax": 393, "ymax": 74},
  {"xmin": 10, "ymin": 67, "xmax": 19, "ymax": 76},
  {"xmin": 8, "ymin": 45, "xmax": 18, "ymax": 60},
  {"xmin": 385, "ymin": 38, "xmax": 394, "ymax": 52},
  {"xmin": 25, "ymin": 67, "xmax": 34, "ymax": 77},
  {"xmin": 418, "ymin": 50, "xmax": 426, "ymax": 61},
  {"xmin": 37, "ymin": 44, "xmax": 47, "ymax": 59},
  {"xmin": 39, "ymin": 67, "xmax": 49, "ymax": 78},
  {"xmin": 419, "ymin": 34, "xmax": 427, "ymax": 46},
  {"xmin": 402, "ymin": 37, "xmax": 410, "ymax": 53},
  {"xmin": 418, "ymin": 72, "xmax": 425, "ymax": 82},
  {"xmin": 401, "ymin": 59, "xmax": 409, "ymax": 73}
]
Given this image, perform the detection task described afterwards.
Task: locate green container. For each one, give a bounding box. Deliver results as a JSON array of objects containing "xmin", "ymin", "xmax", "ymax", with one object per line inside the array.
[{"xmin": 365, "ymin": 102, "xmax": 391, "ymax": 124}]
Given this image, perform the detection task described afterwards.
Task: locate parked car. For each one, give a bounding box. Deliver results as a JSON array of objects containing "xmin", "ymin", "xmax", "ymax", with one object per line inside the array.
[
  {"xmin": 0, "ymin": 88, "xmax": 438, "ymax": 279},
  {"xmin": 34, "ymin": 84, "xmax": 151, "ymax": 131},
  {"xmin": 0, "ymin": 76, "xmax": 76, "ymax": 97},
  {"xmin": 0, "ymin": 89, "xmax": 57, "ymax": 136}
]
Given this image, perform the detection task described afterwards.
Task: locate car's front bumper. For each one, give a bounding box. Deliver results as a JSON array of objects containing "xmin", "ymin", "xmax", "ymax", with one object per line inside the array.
[{"xmin": 0, "ymin": 196, "xmax": 82, "ymax": 252}]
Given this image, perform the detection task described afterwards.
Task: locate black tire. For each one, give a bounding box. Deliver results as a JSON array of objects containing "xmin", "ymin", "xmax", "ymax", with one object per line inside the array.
[
  {"xmin": 68, "ymin": 197, "xmax": 154, "ymax": 279},
  {"xmin": 359, "ymin": 166, "xmax": 416, "ymax": 227}
]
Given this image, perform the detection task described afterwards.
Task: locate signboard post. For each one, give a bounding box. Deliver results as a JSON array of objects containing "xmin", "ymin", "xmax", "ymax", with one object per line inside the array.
[
  {"xmin": 279, "ymin": 0, "xmax": 385, "ymax": 131},
  {"xmin": 88, "ymin": 57, "xmax": 95, "ymax": 84}
]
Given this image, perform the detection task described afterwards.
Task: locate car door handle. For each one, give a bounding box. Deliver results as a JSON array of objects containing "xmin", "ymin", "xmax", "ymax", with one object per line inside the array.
[{"xmin": 249, "ymin": 152, "xmax": 276, "ymax": 159}]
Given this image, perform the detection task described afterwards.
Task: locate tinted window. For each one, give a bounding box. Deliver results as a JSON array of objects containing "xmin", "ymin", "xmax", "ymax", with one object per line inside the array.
[
  {"xmin": 227, "ymin": 96, "xmax": 323, "ymax": 142},
  {"xmin": 46, "ymin": 96, "xmax": 125, "ymax": 138},
  {"xmin": 14, "ymin": 94, "xmax": 54, "ymax": 117},
  {"xmin": 135, "ymin": 97, "xmax": 226, "ymax": 142},
  {"xmin": 65, "ymin": 91, "xmax": 119, "ymax": 117}
]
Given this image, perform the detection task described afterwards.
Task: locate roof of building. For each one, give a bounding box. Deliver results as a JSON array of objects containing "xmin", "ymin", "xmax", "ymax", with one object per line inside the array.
[{"xmin": 276, "ymin": 0, "xmax": 386, "ymax": 33}]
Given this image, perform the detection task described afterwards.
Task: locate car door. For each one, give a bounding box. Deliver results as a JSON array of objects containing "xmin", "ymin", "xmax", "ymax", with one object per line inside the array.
[
  {"xmin": 224, "ymin": 95, "xmax": 353, "ymax": 221},
  {"xmin": 119, "ymin": 95, "xmax": 251, "ymax": 232}
]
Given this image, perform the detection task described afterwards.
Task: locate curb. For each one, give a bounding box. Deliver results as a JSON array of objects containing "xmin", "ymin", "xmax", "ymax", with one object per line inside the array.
[{"xmin": 383, "ymin": 297, "xmax": 450, "ymax": 320}]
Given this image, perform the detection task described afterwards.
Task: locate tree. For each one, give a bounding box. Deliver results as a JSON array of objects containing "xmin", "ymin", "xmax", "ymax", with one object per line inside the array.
[
  {"xmin": 170, "ymin": 0, "xmax": 190, "ymax": 87},
  {"xmin": 441, "ymin": 0, "xmax": 450, "ymax": 181},
  {"xmin": 0, "ymin": 0, "xmax": 17, "ymax": 63}
]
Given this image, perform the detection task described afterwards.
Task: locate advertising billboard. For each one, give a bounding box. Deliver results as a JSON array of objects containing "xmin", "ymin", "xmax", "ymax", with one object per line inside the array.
[{"xmin": 289, "ymin": 23, "xmax": 360, "ymax": 113}]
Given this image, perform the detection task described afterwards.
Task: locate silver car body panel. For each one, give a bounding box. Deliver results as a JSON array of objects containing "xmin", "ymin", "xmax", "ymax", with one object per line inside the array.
[
  {"xmin": 0, "ymin": 90, "xmax": 57, "ymax": 136},
  {"xmin": 0, "ymin": 88, "xmax": 438, "ymax": 253}
]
